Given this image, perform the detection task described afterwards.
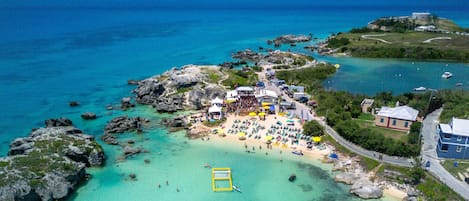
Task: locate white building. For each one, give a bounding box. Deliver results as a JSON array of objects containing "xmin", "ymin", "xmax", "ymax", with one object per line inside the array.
[
  {"xmin": 412, "ymin": 12, "xmax": 431, "ymax": 20},
  {"xmin": 255, "ymin": 89, "xmax": 278, "ymax": 103},
  {"xmin": 208, "ymin": 105, "xmax": 223, "ymax": 120},
  {"xmin": 211, "ymin": 96, "xmax": 223, "ymax": 107}
]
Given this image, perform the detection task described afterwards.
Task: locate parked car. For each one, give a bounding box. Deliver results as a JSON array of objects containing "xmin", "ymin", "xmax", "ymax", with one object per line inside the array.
[{"xmin": 298, "ymin": 97, "xmax": 308, "ymax": 103}]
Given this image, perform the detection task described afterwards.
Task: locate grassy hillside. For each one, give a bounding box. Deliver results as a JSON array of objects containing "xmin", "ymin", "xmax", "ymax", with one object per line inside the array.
[{"xmin": 328, "ymin": 31, "xmax": 469, "ymax": 62}]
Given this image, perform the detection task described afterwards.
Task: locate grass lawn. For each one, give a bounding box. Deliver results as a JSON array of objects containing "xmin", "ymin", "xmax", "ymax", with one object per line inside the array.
[
  {"xmin": 353, "ymin": 119, "xmax": 408, "ymax": 143},
  {"xmin": 417, "ymin": 173, "xmax": 464, "ymax": 201},
  {"xmin": 442, "ymin": 160, "xmax": 469, "ymax": 182},
  {"xmin": 357, "ymin": 113, "xmax": 374, "ymax": 121}
]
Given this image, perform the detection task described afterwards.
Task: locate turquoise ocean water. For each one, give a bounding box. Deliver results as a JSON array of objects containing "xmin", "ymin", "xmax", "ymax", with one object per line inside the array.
[{"xmin": 1, "ymin": 2, "xmax": 468, "ymax": 200}]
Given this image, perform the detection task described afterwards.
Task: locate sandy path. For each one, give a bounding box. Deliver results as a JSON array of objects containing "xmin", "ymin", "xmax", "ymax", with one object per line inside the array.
[
  {"xmin": 422, "ymin": 36, "xmax": 452, "ymax": 43},
  {"xmin": 361, "ymin": 34, "xmax": 392, "ymax": 44}
]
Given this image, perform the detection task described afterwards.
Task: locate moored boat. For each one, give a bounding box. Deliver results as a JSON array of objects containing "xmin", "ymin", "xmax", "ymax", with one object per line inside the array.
[
  {"xmin": 413, "ymin": 86, "xmax": 426, "ymax": 91},
  {"xmin": 441, "ymin": 71, "xmax": 453, "ymax": 79}
]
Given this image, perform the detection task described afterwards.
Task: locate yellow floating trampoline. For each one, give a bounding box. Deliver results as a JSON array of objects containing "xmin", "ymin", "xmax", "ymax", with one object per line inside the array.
[{"xmin": 212, "ymin": 168, "xmax": 233, "ymax": 192}]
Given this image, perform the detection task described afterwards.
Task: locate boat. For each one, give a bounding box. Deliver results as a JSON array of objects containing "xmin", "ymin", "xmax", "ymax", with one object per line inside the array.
[
  {"xmin": 441, "ymin": 71, "xmax": 453, "ymax": 79},
  {"xmin": 292, "ymin": 150, "xmax": 303, "ymax": 156},
  {"xmin": 413, "ymin": 86, "xmax": 427, "ymax": 91},
  {"xmin": 456, "ymin": 83, "xmax": 463, "ymax": 87},
  {"xmin": 233, "ymin": 185, "xmax": 242, "ymax": 193}
]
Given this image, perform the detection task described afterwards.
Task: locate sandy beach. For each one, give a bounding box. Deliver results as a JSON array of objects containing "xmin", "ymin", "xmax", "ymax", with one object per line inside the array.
[{"xmin": 187, "ymin": 112, "xmax": 407, "ymax": 200}]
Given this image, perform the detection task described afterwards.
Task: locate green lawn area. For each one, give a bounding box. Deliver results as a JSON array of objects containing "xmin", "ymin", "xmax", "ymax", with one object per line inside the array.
[
  {"xmin": 353, "ymin": 119, "xmax": 408, "ymax": 143},
  {"xmin": 357, "ymin": 113, "xmax": 374, "ymax": 121},
  {"xmin": 442, "ymin": 160, "xmax": 469, "ymax": 182},
  {"xmin": 417, "ymin": 173, "xmax": 464, "ymax": 201}
]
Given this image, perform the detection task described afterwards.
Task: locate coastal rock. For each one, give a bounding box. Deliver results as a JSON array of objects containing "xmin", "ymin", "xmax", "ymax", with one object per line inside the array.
[
  {"xmin": 162, "ymin": 116, "xmax": 188, "ymax": 129},
  {"xmin": 127, "ymin": 79, "xmax": 140, "ymax": 85},
  {"xmin": 186, "ymin": 125, "xmax": 211, "ymax": 139},
  {"xmin": 270, "ymin": 34, "xmax": 311, "ymax": 45},
  {"xmin": 334, "ymin": 172, "xmax": 360, "ymax": 185},
  {"xmin": 0, "ymin": 120, "xmax": 104, "ymax": 201},
  {"xmin": 69, "ymin": 101, "xmax": 80, "ymax": 107},
  {"xmin": 121, "ymin": 97, "xmax": 135, "ymax": 110},
  {"xmin": 45, "ymin": 117, "xmax": 73, "ymax": 127},
  {"xmin": 232, "ymin": 49, "xmax": 263, "ymax": 62},
  {"xmin": 101, "ymin": 116, "xmax": 149, "ymax": 145},
  {"xmin": 349, "ymin": 180, "xmax": 383, "ymax": 199},
  {"xmin": 123, "ymin": 146, "xmax": 141, "ymax": 157},
  {"xmin": 188, "ymin": 84, "xmax": 225, "ymax": 110},
  {"xmin": 134, "ymin": 79, "xmax": 166, "ymax": 105},
  {"xmin": 81, "ymin": 112, "xmax": 97, "ymax": 120}
]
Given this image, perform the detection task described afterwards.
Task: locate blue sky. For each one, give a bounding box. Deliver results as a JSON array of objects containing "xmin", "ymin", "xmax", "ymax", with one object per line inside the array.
[{"xmin": 1, "ymin": 0, "xmax": 468, "ymax": 9}]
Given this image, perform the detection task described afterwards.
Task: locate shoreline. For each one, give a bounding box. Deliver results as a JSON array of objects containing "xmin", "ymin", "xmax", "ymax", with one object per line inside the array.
[{"xmin": 186, "ymin": 113, "xmax": 407, "ymax": 200}]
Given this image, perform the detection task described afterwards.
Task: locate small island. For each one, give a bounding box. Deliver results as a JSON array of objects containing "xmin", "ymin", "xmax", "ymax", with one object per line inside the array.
[{"xmin": 320, "ymin": 12, "xmax": 469, "ymax": 62}]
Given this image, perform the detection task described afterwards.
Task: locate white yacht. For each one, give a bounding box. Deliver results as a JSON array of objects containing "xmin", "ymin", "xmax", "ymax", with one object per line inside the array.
[
  {"xmin": 441, "ymin": 71, "xmax": 453, "ymax": 79},
  {"xmin": 414, "ymin": 86, "xmax": 427, "ymax": 91}
]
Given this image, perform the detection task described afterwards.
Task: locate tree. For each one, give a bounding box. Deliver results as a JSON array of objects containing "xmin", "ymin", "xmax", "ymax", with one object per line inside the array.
[{"xmin": 303, "ymin": 120, "xmax": 324, "ymax": 136}]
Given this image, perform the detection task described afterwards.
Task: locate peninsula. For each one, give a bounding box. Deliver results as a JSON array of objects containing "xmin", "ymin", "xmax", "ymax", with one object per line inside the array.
[{"xmin": 319, "ymin": 13, "xmax": 469, "ymax": 62}]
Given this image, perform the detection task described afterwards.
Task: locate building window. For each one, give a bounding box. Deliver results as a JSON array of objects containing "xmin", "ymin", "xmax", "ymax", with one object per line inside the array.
[
  {"xmin": 456, "ymin": 146, "xmax": 462, "ymax": 152},
  {"xmin": 444, "ymin": 133, "xmax": 451, "ymax": 139},
  {"xmin": 380, "ymin": 118, "xmax": 384, "ymax": 123},
  {"xmin": 441, "ymin": 144, "xmax": 449, "ymax": 152},
  {"xmin": 457, "ymin": 136, "xmax": 462, "ymax": 141},
  {"xmin": 392, "ymin": 119, "xmax": 396, "ymax": 126},
  {"xmin": 404, "ymin": 121, "xmax": 409, "ymax": 128}
]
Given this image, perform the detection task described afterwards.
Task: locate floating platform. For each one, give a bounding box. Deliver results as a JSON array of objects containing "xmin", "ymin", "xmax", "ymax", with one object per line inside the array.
[{"xmin": 212, "ymin": 168, "xmax": 233, "ymax": 192}]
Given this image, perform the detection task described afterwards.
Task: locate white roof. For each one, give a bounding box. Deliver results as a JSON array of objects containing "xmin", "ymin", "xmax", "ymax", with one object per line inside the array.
[
  {"xmin": 377, "ymin": 105, "xmax": 419, "ymax": 121},
  {"xmin": 451, "ymin": 118, "xmax": 469, "ymax": 137},
  {"xmin": 211, "ymin": 96, "xmax": 223, "ymax": 104},
  {"xmin": 208, "ymin": 105, "xmax": 222, "ymax": 113},
  {"xmin": 439, "ymin": 124, "xmax": 452, "ymax": 134},
  {"xmin": 255, "ymin": 90, "xmax": 278, "ymax": 99},
  {"xmin": 236, "ymin": 86, "xmax": 254, "ymax": 91}
]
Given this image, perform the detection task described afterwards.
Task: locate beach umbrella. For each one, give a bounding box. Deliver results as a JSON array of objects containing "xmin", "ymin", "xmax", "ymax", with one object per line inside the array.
[
  {"xmin": 265, "ymin": 135, "xmax": 273, "ymax": 141},
  {"xmin": 258, "ymin": 112, "xmax": 266, "ymax": 116},
  {"xmin": 263, "ymin": 105, "xmax": 270, "ymax": 109},
  {"xmin": 262, "ymin": 102, "xmax": 272, "ymax": 106},
  {"xmin": 312, "ymin": 136, "xmax": 321, "ymax": 143},
  {"xmin": 249, "ymin": 112, "xmax": 257, "ymax": 117},
  {"xmin": 217, "ymin": 129, "xmax": 224, "ymax": 134},
  {"xmin": 238, "ymin": 132, "xmax": 246, "ymax": 137},
  {"xmin": 266, "ymin": 140, "xmax": 272, "ymax": 144},
  {"xmin": 286, "ymin": 119, "xmax": 294, "ymax": 122}
]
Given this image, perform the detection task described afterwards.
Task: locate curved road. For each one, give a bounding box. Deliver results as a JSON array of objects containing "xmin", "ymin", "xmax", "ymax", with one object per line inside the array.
[
  {"xmin": 361, "ymin": 34, "xmax": 392, "ymax": 44},
  {"xmin": 421, "ymin": 109, "xmax": 469, "ymax": 199}
]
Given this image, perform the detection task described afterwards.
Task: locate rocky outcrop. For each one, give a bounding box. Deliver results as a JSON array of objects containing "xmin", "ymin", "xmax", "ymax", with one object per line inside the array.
[
  {"xmin": 186, "ymin": 125, "xmax": 211, "ymax": 139},
  {"xmin": 349, "ymin": 180, "xmax": 383, "ymax": 199},
  {"xmin": 334, "ymin": 172, "xmax": 361, "ymax": 185},
  {"xmin": 121, "ymin": 97, "xmax": 135, "ymax": 110},
  {"xmin": 45, "ymin": 117, "xmax": 73, "ymax": 127},
  {"xmin": 123, "ymin": 145, "xmax": 141, "ymax": 157},
  {"xmin": 133, "ymin": 65, "xmax": 227, "ymax": 112},
  {"xmin": 69, "ymin": 101, "xmax": 80, "ymax": 107},
  {"xmin": 268, "ymin": 34, "xmax": 311, "ymax": 45},
  {"xmin": 232, "ymin": 49, "xmax": 263, "ymax": 62},
  {"xmin": 162, "ymin": 116, "xmax": 188, "ymax": 129},
  {"xmin": 127, "ymin": 79, "xmax": 140, "ymax": 85},
  {"xmin": 81, "ymin": 112, "xmax": 97, "ymax": 120},
  {"xmin": 101, "ymin": 116, "xmax": 149, "ymax": 145},
  {"xmin": 0, "ymin": 118, "xmax": 104, "ymax": 201}
]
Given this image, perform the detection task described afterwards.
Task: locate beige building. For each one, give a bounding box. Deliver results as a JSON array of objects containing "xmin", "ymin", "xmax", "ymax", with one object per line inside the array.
[
  {"xmin": 360, "ymin": 98, "xmax": 374, "ymax": 113},
  {"xmin": 375, "ymin": 105, "xmax": 419, "ymax": 131}
]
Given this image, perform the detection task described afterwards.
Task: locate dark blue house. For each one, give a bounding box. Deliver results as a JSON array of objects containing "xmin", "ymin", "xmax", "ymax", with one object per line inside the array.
[{"xmin": 437, "ymin": 117, "xmax": 469, "ymax": 159}]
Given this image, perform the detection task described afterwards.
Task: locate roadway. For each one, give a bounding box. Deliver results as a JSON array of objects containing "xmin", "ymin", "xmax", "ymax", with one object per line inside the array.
[{"xmin": 421, "ymin": 109, "xmax": 469, "ymax": 199}]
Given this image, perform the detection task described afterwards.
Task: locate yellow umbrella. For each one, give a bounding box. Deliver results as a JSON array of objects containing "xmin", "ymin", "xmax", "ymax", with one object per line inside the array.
[
  {"xmin": 265, "ymin": 135, "xmax": 273, "ymax": 141},
  {"xmin": 334, "ymin": 64, "xmax": 341, "ymax": 69},
  {"xmin": 249, "ymin": 112, "xmax": 257, "ymax": 116},
  {"xmin": 312, "ymin": 136, "xmax": 321, "ymax": 143},
  {"xmin": 238, "ymin": 132, "xmax": 246, "ymax": 137},
  {"xmin": 258, "ymin": 112, "xmax": 266, "ymax": 116},
  {"xmin": 261, "ymin": 102, "xmax": 272, "ymax": 106},
  {"xmin": 217, "ymin": 129, "xmax": 224, "ymax": 134},
  {"xmin": 263, "ymin": 105, "xmax": 270, "ymax": 109}
]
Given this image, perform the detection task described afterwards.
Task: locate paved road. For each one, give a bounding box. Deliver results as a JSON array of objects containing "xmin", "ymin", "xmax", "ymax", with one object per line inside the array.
[
  {"xmin": 421, "ymin": 109, "xmax": 469, "ymax": 200},
  {"xmin": 259, "ymin": 67, "xmax": 413, "ymax": 167}
]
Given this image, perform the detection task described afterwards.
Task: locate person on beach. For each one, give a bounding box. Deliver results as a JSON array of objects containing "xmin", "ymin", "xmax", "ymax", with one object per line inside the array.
[{"xmin": 166, "ymin": 180, "xmax": 169, "ymax": 186}]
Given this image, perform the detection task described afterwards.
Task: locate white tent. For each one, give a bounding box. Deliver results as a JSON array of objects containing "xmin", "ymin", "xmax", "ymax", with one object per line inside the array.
[
  {"xmin": 208, "ymin": 105, "xmax": 222, "ymax": 114},
  {"xmin": 211, "ymin": 96, "xmax": 223, "ymax": 105}
]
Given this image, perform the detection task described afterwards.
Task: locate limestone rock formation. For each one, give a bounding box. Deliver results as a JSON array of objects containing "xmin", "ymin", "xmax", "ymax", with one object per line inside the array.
[
  {"xmin": 81, "ymin": 112, "xmax": 97, "ymax": 120},
  {"xmin": 349, "ymin": 180, "xmax": 383, "ymax": 199},
  {"xmin": 0, "ymin": 119, "xmax": 104, "ymax": 201}
]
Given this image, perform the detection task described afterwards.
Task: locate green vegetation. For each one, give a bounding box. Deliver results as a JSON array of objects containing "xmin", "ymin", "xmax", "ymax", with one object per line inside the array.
[
  {"xmin": 357, "ymin": 113, "xmax": 374, "ymax": 121},
  {"xmin": 417, "ymin": 173, "xmax": 464, "ymax": 201},
  {"xmin": 328, "ymin": 31, "xmax": 469, "ymax": 62},
  {"xmin": 360, "ymin": 156, "xmax": 380, "ymax": 170},
  {"xmin": 251, "ymin": 65, "xmax": 263, "ymax": 72},
  {"xmin": 276, "ymin": 63, "xmax": 336, "ymax": 93},
  {"xmin": 272, "ymin": 65, "xmax": 292, "ymax": 69},
  {"xmin": 203, "ymin": 119, "xmax": 226, "ymax": 127},
  {"xmin": 407, "ymin": 122, "xmax": 421, "ymax": 145},
  {"xmin": 221, "ymin": 69, "xmax": 258, "ymax": 87},
  {"xmin": 442, "ymin": 160, "xmax": 469, "ymax": 181},
  {"xmin": 302, "ymin": 120, "xmax": 324, "ymax": 136},
  {"xmin": 176, "ymin": 86, "xmax": 192, "ymax": 94},
  {"xmin": 438, "ymin": 89, "xmax": 469, "ymax": 122},
  {"xmin": 354, "ymin": 119, "xmax": 408, "ymax": 143}
]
